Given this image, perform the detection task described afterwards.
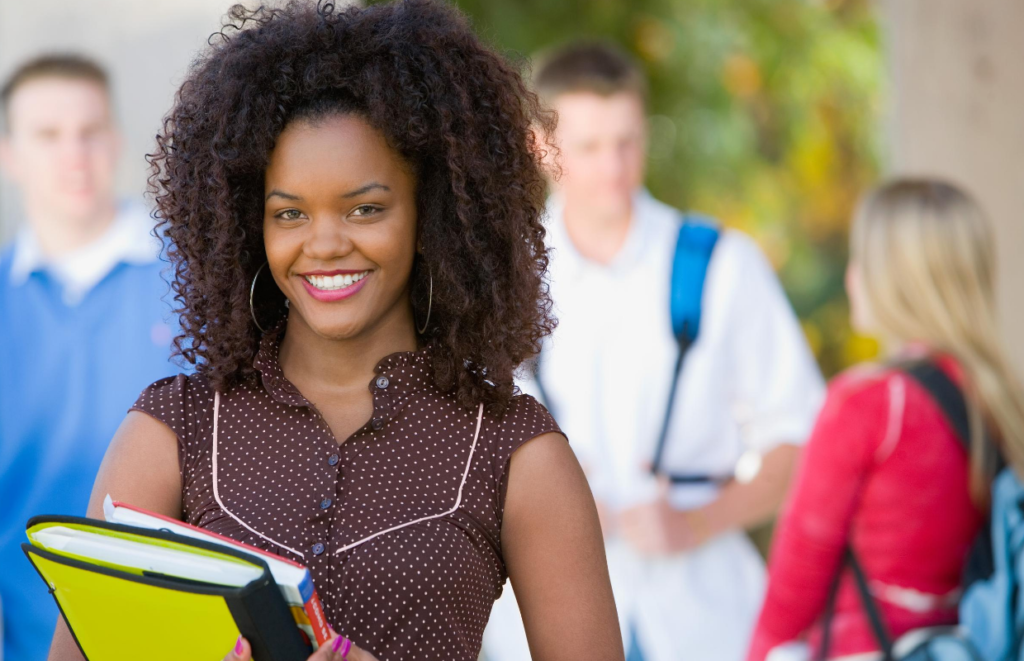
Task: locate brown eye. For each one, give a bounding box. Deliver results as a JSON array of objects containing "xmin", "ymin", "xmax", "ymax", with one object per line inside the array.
[{"xmin": 351, "ymin": 205, "xmax": 381, "ymax": 217}]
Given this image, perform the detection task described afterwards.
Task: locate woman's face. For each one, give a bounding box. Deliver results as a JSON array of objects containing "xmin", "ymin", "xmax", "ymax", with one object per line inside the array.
[{"xmin": 263, "ymin": 113, "xmax": 418, "ymax": 341}]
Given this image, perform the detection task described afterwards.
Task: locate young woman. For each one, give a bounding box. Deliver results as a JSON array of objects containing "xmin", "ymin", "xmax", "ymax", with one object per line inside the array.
[
  {"xmin": 45, "ymin": 2, "xmax": 621, "ymax": 660},
  {"xmin": 746, "ymin": 179, "xmax": 1024, "ymax": 660}
]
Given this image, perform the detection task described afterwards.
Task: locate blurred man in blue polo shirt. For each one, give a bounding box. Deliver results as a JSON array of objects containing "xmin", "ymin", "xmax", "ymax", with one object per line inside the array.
[{"xmin": 0, "ymin": 54, "xmax": 181, "ymax": 661}]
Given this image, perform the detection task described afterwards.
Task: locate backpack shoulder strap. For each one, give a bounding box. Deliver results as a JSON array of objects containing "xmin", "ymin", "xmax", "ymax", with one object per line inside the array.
[
  {"xmin": 819, "ymin": 549, "xmax": 896, "ymax": 661},
  {"xmin": 670, "ymin": 214, "xmax": 720, "ymax": 345},
  {"xmin": 902, "ymin": 360, "xmax": 971, "ymax": 452},
  {"xmin": 651, "ymin": 214, "xmax": 720, "ymax": 479}
]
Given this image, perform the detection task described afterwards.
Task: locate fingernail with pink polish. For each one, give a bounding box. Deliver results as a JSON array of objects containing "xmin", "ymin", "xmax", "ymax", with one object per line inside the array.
[
  {"xmin": 235, "ymin": 635, "xmax": 244, "ymax": 655},
  {"xmin": 332, "ymin": 636, "xmax": 344, "ymax": 652}
]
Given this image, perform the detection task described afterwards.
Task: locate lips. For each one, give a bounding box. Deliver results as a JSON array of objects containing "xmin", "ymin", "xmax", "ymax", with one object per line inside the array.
[
  {"xmin": 302, "ymin": 271, "xmax": 369, "ymax": 291},
  {"xmin": 298, "ymin": 270, "xmax": 371, "ymax": 302}
]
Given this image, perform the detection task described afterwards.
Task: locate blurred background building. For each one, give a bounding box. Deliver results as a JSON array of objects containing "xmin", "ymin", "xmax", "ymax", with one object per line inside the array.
[{"xmin": 1, "ymin": 0, "xmax": 1021, "ymax": 377}]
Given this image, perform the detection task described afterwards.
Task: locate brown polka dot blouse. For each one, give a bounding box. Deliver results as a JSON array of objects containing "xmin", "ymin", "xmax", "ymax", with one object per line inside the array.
[{"xmin": 130, "ymin": 329, "xmax": 562, "ymax": 661}]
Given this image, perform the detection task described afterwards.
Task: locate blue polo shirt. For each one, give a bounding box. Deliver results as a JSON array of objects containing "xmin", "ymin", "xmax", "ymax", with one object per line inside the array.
[{"xmin": 0, "ymin": 207, "xmax": 183, "ymax": 661}]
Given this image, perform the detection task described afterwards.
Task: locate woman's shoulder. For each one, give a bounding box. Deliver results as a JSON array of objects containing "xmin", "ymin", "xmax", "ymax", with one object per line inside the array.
[
  {"xmin": 135, "ymin": 372, "xmax": 216, "ymax": 408},
  {"xmin": 491, "ymin": 391, "xmax": 563, "ymax": 440},
  {"xmin": 130, "ymin": 372, "xmax": 217, "ymax": 444},
  {"xmin": 812, "ymin": 363, "xmax": 913, "ymax": 448},
  {"xmin": 476, "ymin": 391, "xmax": 565, "ymax": 466},
  {"xmin": 812, "ymin": 363, "xmax": 905, "ymax": 430},
  {"xmin": 827, "ymin": 362, "xmax": 902, "ymax": 402}
]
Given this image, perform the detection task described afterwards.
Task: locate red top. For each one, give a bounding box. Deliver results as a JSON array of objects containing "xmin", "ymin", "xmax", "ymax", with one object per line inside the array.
[{"xmin": 747, "ymin": 359, "xmax": 984, "ymax": 660}]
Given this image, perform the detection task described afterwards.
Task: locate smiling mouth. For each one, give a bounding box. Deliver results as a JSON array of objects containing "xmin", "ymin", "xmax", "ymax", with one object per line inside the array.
[{"xmin": 302, "ymin": 271, "xmax": 370, "ymax": 291}]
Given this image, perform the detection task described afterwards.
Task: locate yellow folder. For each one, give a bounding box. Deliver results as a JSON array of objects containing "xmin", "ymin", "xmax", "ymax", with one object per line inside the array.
[{"xmin": 23, "ymin": 516, "xmax": 311, "ymax": 661}]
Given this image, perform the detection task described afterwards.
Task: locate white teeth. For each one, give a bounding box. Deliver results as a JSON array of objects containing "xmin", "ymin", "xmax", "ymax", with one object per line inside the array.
[{"xmin": 304, "ymin": 271, "xmax": 368, "ymax": 291}]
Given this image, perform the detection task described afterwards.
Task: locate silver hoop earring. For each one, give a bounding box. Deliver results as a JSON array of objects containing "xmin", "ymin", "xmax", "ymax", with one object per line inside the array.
[
  {"xmin": 250, "ymin": 262, "xmax": 269, "ymax": 334},
  {"xmin": 417, "ymin": 267, "xmax": 433, "ymax": 335}
]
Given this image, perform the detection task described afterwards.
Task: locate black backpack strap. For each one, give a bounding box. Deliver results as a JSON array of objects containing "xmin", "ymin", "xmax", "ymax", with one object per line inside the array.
[
  {"xmin": 650, "ymin": 325, "xmax": 732, "ymax": 484},
  {"xmin": 847, "ymin": 550, "xmax": 895, "ymax": 660},
  {"xmin": 901, "ymin": 361, "xmax": 971, "ymax": 452},
  {"xmin": 818, "ymin": 549, "xmax": 895, "ymax": 661},
  {"xmin": 650, "ymin": 333, "xmax": 693, "ymax": 477},
  {"xmin": 817, "ymin": 559, "xmax": 843, "ymax": 661},
  {"xmin": 904, "ymin": 360, "xmax": 1006, "ymax": 603}
]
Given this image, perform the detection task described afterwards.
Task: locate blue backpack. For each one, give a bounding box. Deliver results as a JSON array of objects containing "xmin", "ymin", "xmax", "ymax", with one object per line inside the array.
[
  {"xmin": 959, "ymin": 466, "xmax": 1024, "ymax": 661},
  {"xmin": 534, "ymin": 213, "xmax": 723, "ymax": 482}
]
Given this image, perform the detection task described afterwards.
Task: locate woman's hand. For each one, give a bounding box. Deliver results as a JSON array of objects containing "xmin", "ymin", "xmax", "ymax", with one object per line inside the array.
[{"xmin": 224, "ymin": 631, "xmax": 379, "ymax": 661}]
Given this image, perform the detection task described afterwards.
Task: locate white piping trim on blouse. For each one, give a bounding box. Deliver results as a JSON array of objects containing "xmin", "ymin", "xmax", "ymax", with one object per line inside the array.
[
  {"xmin": 334, "ymin": 402, "xmax": 485, "ymax": 555},
  {"xmin": 212, "ymin": 390, "xmax": 308, "ymax": 559},
  {"xmin": 875, "ymin": 376, "xmax": 906, "ymax": 464},
  {"xmin": 211, "ymin": 391, "xmax": 486, "ymax": 560}
]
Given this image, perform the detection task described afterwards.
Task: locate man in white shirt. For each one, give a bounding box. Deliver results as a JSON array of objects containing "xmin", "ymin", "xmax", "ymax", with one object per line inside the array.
[{"xmin": 483, "ymin": 42, "xmax": 824, "ymax": 661}]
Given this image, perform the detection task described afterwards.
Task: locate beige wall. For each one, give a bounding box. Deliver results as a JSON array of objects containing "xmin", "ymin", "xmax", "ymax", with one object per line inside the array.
[
  {"xmin": 0, "ymin": 0, "xmax": 253, "ymax": 242},
  {"xmin": 883, "ymin": 0, "xmax": 1024, "ymax": 372}
]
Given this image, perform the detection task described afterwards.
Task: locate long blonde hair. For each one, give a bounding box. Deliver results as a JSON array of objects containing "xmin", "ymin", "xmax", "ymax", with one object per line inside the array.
[{"xmin": 851, "ymin": 178, "xmax": 1024, "ymax": 504}]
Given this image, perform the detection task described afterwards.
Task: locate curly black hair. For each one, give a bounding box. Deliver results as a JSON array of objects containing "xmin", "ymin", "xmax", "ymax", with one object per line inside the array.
[{"xmin": 148, "ymin": 0, "xmax": 556, "ymax": 412}]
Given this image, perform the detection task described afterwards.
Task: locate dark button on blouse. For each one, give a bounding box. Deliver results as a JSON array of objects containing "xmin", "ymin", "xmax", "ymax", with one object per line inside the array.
[{"xmin": 129, "ymin": 326, "xmax": 562, "ymax": 661}]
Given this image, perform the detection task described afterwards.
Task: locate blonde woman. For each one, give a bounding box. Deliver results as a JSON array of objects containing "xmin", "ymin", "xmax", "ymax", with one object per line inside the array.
[{"xmin": 746, "ymin": 179, "xmax": 1024, "ymax": 660}]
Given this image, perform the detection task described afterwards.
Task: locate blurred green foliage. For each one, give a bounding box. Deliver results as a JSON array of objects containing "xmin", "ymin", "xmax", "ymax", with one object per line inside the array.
[{"xmin": 430, "ymin": 0, "xmax": 885, "ymax": 374}]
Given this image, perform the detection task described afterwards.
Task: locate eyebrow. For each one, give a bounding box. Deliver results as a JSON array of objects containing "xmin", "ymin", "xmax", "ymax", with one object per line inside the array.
[
  {"xmin": 342, "ymin": 182, "xmax": 390, "ymax": 198},
  {"xmin": 265, "ymin": 189, "xmax": 301, "ymax": 202},
  {"xmin": 264, "ymin": 182, "xmax": 391, "ymax": 203}
]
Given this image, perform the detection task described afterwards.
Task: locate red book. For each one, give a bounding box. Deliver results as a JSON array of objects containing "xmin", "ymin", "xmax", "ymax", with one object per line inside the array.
[{"xmin": 103, "ymin": 495, "xmax": 331, "ymax": 649}]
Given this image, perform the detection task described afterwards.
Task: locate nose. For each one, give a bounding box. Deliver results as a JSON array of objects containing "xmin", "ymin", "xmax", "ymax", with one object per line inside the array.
[
  {"xmin": 303, "ymin": 215, "xmax": 354, "ymax": 261},
  {"xmin": 61, "ymin": 134, "xmax": 91, "ymax": 171},
  {"xmin": 597, "ymin": 145, "xmax": 629, "ymax": 185}
]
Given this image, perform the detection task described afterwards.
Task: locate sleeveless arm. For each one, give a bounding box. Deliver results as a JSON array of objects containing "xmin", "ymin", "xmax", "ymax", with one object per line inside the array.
[
  {"xmin": 501, "ymin": 431, "xmax": 622, "ymax": 661},
  {"xmin": 129, "ymin": 374, "xmax": 210, "ymax": 482},
  {"xmin": 493, "ymin": 394, "xmax": 565, "ymax": 518}
]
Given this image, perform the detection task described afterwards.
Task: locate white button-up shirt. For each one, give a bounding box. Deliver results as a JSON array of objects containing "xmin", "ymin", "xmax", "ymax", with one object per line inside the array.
[{"xmin": 483, "ymin": 190, "xmax": 824, "ymax": 661}]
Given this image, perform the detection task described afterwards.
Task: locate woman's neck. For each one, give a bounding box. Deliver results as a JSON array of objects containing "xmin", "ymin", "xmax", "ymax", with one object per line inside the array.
[{"xmin": 277, "ymin": 307, "xmax": 419, "ymax": 394}]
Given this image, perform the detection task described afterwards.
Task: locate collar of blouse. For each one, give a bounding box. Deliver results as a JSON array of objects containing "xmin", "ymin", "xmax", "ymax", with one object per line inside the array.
[{"xmin": 252, "ymin": 323, "xmax": 436, "ymax": 413}]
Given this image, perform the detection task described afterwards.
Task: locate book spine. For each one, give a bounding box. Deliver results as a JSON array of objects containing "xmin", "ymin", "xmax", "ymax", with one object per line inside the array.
[{"xmin": 303, "ymin": 590, "xmax": 331, "ymax": 649}]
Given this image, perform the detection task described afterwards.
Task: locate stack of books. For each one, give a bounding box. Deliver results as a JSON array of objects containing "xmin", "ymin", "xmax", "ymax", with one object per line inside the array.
[{"xmin": 23, "ymin": 496, "xmax": 330, "ymax": 661}]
